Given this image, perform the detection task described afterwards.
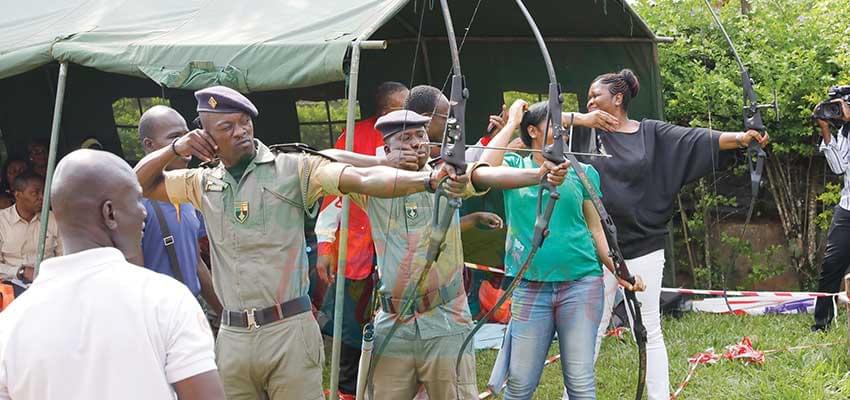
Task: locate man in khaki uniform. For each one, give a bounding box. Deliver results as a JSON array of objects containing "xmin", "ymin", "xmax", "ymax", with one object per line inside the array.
[
  {"xmin": 332, "ymin": 110, "xmax": 570, "ymax": 399},
  {"xmin": 134, "ymin": 86, "xmax": 471, "ymax": 400}
]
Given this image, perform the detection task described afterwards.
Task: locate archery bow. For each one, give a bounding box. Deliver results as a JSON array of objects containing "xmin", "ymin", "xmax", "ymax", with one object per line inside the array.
[
  {"xmin": 455, "ymin": 2, "xmax": 648, "ymax": 399},
  {"xmin": 364, "ymin": 0, "xmax": 468, "ymax": 394},
  {"xmin": 702, "ymin": 0, "xmax": 776, "ymax": 311},
  {"xmin": 702, "ymin": 0, "xmax": 774, "ymax": 225}
]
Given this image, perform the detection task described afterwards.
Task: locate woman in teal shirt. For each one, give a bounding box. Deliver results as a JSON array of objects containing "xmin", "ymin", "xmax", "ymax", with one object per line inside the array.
[{"xmin": 481, "ymin": 100, "xmax": 643, "ymax": 399}]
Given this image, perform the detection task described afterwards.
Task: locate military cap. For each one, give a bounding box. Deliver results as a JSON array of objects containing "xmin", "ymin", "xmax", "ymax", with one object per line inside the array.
[
  {"xmin": 374, "ymin": 110, "xmax": 430, "ymax": 139},
  {"xmin": 195, "ymin": 86, "xmax": 259, "ymax": 118}
]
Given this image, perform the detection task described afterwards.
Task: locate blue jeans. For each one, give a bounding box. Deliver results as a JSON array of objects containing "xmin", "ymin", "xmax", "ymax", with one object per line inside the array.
[{"xmin": 505, "ymin": 275, "xmax": 604, "ymax": 400}]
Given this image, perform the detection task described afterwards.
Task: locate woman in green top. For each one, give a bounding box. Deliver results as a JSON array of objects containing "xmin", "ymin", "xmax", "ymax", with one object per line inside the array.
[{"xmin": 480, "ymin": 100, "xmax": 643, "ymax": 399}]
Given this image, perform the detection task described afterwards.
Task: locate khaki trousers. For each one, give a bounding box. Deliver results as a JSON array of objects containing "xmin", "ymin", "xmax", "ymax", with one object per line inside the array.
[
  {"xmin": 370, "ymin": 329, "xmax": 478, "ymax": 400},
  {"xmin": 216, "ymin": 312, "xmax": 325, "ymax": 400}
]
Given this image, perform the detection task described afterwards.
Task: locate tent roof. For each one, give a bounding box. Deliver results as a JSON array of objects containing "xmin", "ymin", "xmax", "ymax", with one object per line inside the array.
[
  {"xmin": 0, "ymin": 0, "xmax": 407, "ymax": 91},
  {"xmin": 0, "ymin": 0, "xmax": 658, "ymax": 92}
]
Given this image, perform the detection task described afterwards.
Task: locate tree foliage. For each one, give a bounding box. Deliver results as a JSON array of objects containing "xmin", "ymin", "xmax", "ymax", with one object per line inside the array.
[{"xmin": 633, "ymin": 0, "xmax": 850, "ymax": 287}]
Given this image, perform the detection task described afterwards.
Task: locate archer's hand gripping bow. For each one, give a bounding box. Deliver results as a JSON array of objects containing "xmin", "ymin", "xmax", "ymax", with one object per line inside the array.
[
  {"xmin": 456, "ymin": 2, "xmax": 648, "ymax": 399},
  {"xmin": 363, "ymin": 0, "xmax": 468, "ymax": 395}
]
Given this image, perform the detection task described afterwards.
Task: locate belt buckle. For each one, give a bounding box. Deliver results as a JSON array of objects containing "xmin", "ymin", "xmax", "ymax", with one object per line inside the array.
[{"xmin": 245, "ymin": 308, "xmax": 261, "ymax": 330}]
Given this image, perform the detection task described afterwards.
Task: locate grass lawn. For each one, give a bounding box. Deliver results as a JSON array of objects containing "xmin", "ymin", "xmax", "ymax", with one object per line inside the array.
[
  {"xmin": 480, "ymin": 312, "xmax": 850, "ymax": 399},
  {"xmin": 326, "ymin": 311, "xmax": 850, "ymax": 399}
]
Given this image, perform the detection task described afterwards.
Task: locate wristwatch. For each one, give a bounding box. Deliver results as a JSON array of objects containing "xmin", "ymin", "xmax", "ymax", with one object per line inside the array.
[
  {"xmin": 15, "ymin": 266, "xmax": 25, "ymax": 281},
  {"xmin": 424, "ymin": 171, "xmax": 436, "ymax": 193}
]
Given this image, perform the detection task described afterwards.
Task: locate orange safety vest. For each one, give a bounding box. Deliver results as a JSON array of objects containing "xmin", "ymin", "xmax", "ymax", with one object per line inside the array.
[
  {"xmin": 0, "ymin": 283, "xmax": 15, "ymax": 311},
  {"xmin": 478, "ymin": 280, "xmax": 511, "ymax": 324}
]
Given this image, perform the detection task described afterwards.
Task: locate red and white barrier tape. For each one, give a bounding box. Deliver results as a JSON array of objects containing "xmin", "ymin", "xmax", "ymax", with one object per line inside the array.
[
  {"xmin": 465, "ymin": 263, "xmax": 506, "ymax": 275},
  {"xmin": 463, "ymin": 263, "xmax": 847, "ymax": 302},
  {"xmin": 670, "ymin": 349, "xmax": 720, "ymax": 400},
  {"xmin": 661, "ymin": 287, "xmax": 843, "ymax": 299},
  {"xmin": 669, "ymin": 338, "xmax": 841, "ymax": 399}
]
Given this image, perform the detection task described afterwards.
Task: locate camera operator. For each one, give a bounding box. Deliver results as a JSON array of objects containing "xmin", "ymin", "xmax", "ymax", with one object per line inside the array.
[{"xmin": 812, "ymin": 98, "xmax": 850, "ymax": 332}]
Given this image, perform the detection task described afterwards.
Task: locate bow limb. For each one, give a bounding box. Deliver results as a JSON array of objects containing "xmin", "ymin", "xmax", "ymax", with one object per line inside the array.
[
  {"xmin": 460, "ymin": 1, "xmax": 648, "ymax": 399},
  {"xmin": 702, "ymin": 0, "xmax": 767, "ymax": 212},
  {"xmin": 365, "ymin": 0, "xmax": 468, "ymax": 394}
]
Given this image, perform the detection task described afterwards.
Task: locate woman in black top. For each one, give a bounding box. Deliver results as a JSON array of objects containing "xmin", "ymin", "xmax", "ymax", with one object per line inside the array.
[{"xmin": 580, "ymin": 69, "xmax": 768, "ymax": 400}]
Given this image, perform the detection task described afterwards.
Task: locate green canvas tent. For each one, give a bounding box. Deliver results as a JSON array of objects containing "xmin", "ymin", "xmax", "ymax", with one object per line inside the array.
[
  {"xmin": 0, "ymin": 0, "xmax": 667, "ymax": 159},
  {"xmin": 1, "ymin": 1, "xmax": 669, "ymax": 394}
]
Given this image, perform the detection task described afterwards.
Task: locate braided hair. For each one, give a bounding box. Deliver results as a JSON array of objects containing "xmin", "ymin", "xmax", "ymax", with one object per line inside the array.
[{"xmin": 592, "ymin": 68, "xmax": 640, "ymax": 111}]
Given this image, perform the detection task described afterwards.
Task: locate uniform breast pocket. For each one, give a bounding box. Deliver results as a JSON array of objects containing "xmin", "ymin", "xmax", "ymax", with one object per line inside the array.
[
  {"xmin": 201, "ymin": 192, "xmax": 226, "ymax": 239},
  {"xmin": 262, "ymin": 186, "xmax": 302, "ymax": 235},
  {"xmin": 400, "ymin": 200, "xmax": 433, "ymax": 233}
]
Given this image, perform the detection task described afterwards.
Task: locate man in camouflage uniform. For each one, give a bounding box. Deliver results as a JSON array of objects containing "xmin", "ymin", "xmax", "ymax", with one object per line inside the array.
[
  {"xmin": 340, "ymin": 110, "xmax": 570, "ymax": 399},
  {"xmin": 134, "ymin": 86, "xmax": 470, "ymax": 400}
]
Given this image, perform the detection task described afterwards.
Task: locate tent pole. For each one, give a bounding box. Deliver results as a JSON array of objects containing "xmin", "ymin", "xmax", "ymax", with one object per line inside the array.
[
  {"xmin": 329, "ymin": 39, "xmax": 385, "ymax": 400},
  {"xmin": 35, "ymin": 61, "xmax": 69, "ymax": 277}
]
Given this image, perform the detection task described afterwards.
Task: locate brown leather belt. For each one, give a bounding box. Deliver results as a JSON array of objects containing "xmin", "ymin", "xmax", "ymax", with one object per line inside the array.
[
  {"xmin": 379, "ymin": 277, "xmax": 462, "ymax": 316},
  {"xmin": 221, "ymin": 295, "xmax": 311, "ymax": 329}
]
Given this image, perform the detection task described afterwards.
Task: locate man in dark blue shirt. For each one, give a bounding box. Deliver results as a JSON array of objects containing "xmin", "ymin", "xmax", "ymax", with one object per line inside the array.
[{"xmin": 138, "ymin": 105, "xmax": 222, "ymax": 315}]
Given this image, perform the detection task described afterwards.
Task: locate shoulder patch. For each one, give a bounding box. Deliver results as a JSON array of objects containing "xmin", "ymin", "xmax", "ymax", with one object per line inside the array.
[{"xmin": 269, "ymin": 143, "xmax": 337, "ymax": 162}]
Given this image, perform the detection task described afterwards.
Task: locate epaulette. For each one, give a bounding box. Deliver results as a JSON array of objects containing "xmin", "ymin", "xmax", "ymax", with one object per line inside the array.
[{"xmin": 269, "ymin": 143, "xmax": 337, "ymax": 162}]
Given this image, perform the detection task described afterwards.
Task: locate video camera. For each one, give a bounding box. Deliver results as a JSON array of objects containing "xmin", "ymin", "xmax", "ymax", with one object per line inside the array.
[{"xmin": 813, "ymin": 85, "xmax": 850, "ymax": 125}]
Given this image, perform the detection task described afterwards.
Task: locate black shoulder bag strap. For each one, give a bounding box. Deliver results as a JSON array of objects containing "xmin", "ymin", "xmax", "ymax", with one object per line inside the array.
[{"xmin": 151, "ymin": 201, "xmax": 186, "ymax": 285}]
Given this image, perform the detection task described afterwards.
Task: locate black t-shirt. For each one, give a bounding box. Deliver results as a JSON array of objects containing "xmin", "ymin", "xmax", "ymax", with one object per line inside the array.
[{"xmin": 575, "ymin": 119, "xmax": 732, "ymax": 259}]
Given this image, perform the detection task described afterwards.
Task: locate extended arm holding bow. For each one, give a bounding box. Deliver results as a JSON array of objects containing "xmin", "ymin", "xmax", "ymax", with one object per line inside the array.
[
  {"xmin": 455, "ymin": 2, "xmax": 648, "ymax": 399},
  {"xmin": 364, "ymin": 0, "xmax": 468, "ymax": 394}
]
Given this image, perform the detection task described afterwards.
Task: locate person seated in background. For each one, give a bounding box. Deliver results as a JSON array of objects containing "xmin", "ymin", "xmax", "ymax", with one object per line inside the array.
[
  {"xmin": 0, "ymin": 171, "xmax": 61, "ymax": 284},
  {"xmin": 0, "ymin": 149, "xmax": 225, "ymax": 400},
  {"xmin": 0, "ymin": 194, "xmax": 11, "ymax": 210},
  {"xmin": 1, "ymin": 158, "xmax": 28, "ymax": 202},
  {"xmin": 26, "ymin": 140, "xmax": 48, "ymax": 177}
]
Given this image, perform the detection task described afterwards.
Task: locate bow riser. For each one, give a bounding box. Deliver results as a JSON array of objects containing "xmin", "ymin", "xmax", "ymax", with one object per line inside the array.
[
  {"xmin": 742, "ymin": 71, "xmax": 766, "ymax": 133},
  {"xmin": 441, "ymin": 74, "xmax": 468, "ymax": 174}
]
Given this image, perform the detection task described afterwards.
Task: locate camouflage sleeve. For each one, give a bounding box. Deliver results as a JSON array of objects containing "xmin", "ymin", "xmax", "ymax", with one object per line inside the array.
[
  {"xmin": 463, "ymin": 161, "xmax": 491, "ymax": 198},
  {"xmin": 303, "ymin": 155, "xmax": 368, "ymax": 209},
  {"xmin": 164, "ymin": 168, "xmax": 205, "ymax": 209}
]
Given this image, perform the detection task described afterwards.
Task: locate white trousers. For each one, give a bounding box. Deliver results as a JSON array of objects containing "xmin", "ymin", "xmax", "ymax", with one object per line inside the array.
[{"xmin": 563, "ymin": 249, "xmax": 670, "ymax": 400}]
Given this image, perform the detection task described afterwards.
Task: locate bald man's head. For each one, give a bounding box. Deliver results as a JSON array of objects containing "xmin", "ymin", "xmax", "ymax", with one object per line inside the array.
[
  {"xmin": 405, "ymin": 85, "xmax": 450, "ymax": 144},
  {"xmin": 52, "ymin": 150, "xmax": 147, "ymax": 263},
  {"xmin": 139, "ymin": 105, "xmax": 190, "ymax": 169}
]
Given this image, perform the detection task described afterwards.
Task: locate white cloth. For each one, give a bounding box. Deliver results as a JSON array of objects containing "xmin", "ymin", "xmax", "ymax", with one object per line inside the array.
[
  {"xmin": 820, "ymin": 128, "xmax": 850, "ymax": 211},
  {"xmin": 0, "ymin": 247, "xmax": 216, "ymax": 400}
]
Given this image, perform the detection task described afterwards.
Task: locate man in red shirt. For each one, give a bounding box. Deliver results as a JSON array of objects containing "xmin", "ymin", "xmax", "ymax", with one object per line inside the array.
[{"xmin": 314, "ymin": 81, "xmax": 408, "ymax": 400}]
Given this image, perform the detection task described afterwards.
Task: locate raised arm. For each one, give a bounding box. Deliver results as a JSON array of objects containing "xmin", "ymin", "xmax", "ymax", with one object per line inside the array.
[
  {"xmin": 480, "ymin": 100, "xmax": 527, "ymax": 166},
  {"xmin": 135, "ymin": 129, "xmax": 217, "ymax": 201}
]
